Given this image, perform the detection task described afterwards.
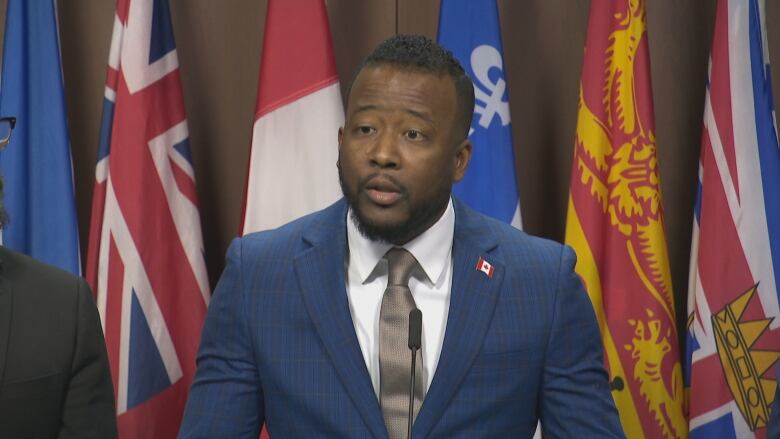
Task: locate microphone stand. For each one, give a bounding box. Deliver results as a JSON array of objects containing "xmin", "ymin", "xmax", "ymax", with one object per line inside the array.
[
  {"xmin": 408, "ymin": 346, "xmax": 417, "ymax": 439},
  {"xmin": 407, "ymin": 309, "xmax": 422, "ymax": 439}
]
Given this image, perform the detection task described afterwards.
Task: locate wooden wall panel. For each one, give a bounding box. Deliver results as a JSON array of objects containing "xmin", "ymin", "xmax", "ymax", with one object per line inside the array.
[
  {"xmin": 57, "ymin": 0, "xmax": 113, "ymax": 270},
  {"xmin": 499, "ymin": 0, "xmax": 590, "ymax": 240},
  {"xmin": 330, "ymin": 0, "xmax": 396, "ymax": 99},
  {"xmin": 645, "ymin": 1, "xmax": 716, "ymax": 327},
  {"xmin": 397, "ymin": 0, "xmax": 438, "ymax": 37},
  {"xmin": 168, "ymin": 0, "xmax": 264, "ymax": 283}
]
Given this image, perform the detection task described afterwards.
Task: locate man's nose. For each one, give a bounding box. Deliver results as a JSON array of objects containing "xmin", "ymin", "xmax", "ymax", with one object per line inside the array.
[{"xmin": 369, "ymin": 131, "xmax": 399, "ymax": 169}]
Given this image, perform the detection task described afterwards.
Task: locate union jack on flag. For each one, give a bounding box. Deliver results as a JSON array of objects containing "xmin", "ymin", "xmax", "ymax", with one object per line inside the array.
[
  {"xmin": 86, "ymin": 0, "xmax": 209, "ymax": 437},
  {"xmin": 686, "ymin": 0, "xmax": 780, "ymax": 437}
]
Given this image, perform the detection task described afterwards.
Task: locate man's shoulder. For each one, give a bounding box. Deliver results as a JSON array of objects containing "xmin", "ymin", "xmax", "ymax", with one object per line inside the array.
[
  {"xmin": 0, "ymin": 246, "xmax": 82, "ymax": 290},
  {"xmin": 237, "ymin": 199, "xmax": 346, "ymax": 258},
  {"xmin": 0, "ymin": 246, "xmax": 86, "ymax": 316},
  {"xmin": 454, "ymin": 200, "xmax": 568, "ymax": 261}
]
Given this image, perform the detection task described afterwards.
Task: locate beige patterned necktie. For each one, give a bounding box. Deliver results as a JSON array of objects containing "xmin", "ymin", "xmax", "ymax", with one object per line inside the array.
[{"xmin": 379, "ymin": 247, "xmax": 425, "ymax": 438}]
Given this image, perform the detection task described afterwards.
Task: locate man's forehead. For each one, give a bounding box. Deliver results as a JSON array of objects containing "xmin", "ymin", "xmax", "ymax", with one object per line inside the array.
[
  {"xmin": 349, "ymin": 65, "xmax": 455, "ymax": 103},
  {"xmin": 346, "ymin": 68, "xmax": 457, "ymax": 117},
  {"xmin": 349, "ymin": 64, "xmax": 454, "ymax": 96}
]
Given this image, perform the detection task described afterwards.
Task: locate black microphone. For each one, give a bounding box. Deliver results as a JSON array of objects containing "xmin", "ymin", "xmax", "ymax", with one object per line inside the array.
[{"xmin": 407, "ymin": 308, "xmax": 422, "ymax": 439}]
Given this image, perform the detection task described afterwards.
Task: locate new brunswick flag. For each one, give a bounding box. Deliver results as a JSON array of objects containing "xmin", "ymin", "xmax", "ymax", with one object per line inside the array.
[{"xmin": 564, "ymin": 1, "xmax": 686, "ymax": 438}]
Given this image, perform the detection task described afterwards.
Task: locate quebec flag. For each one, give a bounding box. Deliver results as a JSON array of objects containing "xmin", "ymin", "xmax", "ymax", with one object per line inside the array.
[{"xmin": 437, "ymin": 0, "xmax": 522, "ymax": 228}]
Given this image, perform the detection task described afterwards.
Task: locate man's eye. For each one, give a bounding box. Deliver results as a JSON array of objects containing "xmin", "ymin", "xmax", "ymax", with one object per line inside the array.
[
  {"xmin": 357, "ymin": 126, "xmax": 375, "ymax": 135},
  {"xmin": 405, "ymin": 130, "xmax": 423, "ymax": 141}
]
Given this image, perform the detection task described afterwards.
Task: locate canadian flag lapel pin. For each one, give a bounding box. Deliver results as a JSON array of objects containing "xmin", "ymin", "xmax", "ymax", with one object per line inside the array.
[{"xmin": 476, "ymin": 256, "xmax": 494, "ymax": 278}]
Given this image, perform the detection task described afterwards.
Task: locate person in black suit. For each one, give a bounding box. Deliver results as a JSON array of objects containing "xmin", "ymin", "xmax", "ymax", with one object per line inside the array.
[{"xmin": 0, "ymin": 116, "xmax": 118, "ymax": 438}]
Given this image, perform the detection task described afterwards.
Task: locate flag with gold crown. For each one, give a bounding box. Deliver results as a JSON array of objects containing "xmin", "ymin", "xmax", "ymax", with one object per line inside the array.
[
  {"xmin": 564, "ymin": 0, "xmax": 687, "ymax": 438},
  {"xmin": 685, "ymin": 0, "xmax": 780, "ymax": 437}
]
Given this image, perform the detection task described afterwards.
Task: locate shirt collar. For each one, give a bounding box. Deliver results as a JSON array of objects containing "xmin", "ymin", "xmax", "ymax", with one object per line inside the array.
[{"xmin": 346, "ymin": 198, "xmax": 455, "ymax": 285}]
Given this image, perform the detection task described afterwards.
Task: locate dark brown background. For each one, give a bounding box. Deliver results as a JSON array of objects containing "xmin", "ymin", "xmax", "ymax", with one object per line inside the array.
[{"xmin": 2, "ymin": 1, "xmax": 776, "ymax": 336}]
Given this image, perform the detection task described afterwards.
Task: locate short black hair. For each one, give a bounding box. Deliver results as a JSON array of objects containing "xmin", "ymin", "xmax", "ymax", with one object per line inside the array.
[{"xmin": 352, "ymin": 34, "xmax": 475, "ymax": 140}]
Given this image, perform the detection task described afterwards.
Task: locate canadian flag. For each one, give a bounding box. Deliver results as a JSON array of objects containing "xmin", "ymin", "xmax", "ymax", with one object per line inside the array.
[
  {"xmin": 241, "ymin": 0, "xmax": 343, "ymax": 235},
  {"xmin": 476, "ymin": 256, "xmax": 494, "ymax": 278}
]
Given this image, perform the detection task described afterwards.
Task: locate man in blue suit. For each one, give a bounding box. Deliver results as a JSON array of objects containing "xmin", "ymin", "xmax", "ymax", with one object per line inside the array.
[{"xmin": 180, "ymin": 35, "xmax": 624, "ymax": 438}]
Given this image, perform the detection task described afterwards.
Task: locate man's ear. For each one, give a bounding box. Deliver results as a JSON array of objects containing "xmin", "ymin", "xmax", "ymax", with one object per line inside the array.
[
  {"xmin": 338, "ymin": 126, "xmax": 344, "ymax": 148},
  {"xmin": 452, "ymin": 138, "xmax": 473, "ymax": 182}
]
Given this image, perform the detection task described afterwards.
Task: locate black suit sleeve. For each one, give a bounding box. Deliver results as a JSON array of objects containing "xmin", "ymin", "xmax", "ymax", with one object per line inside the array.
[{"xmin": 57, "ymin": 278, "xmax": 118, "ymax": 439}]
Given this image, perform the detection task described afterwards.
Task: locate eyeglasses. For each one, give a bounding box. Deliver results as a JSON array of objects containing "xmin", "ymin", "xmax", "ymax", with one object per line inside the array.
[{"xmin": 0, "ymin": 117, "xmax": 16, "ymax": 149}]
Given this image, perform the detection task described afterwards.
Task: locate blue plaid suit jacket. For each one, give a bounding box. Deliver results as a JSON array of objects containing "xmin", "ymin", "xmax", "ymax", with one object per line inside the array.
[{"xmin": 179, "ymin": 198, "xmax": 624, "ymax": 438}]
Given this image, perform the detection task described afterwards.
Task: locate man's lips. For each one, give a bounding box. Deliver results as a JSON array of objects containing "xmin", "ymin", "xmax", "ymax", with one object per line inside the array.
[
  {"xmin": 365, "ymin": 188, "xmax": 401, "ymax": 205},
  {"xmin": 363, "ymin": 178, "xmax": 403, "ymax": 206}
]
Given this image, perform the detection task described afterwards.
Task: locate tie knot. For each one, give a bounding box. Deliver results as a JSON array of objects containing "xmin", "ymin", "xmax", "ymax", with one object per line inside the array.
[{"xmin": 385, "ymin": 247, "xmax": 418, "ymax": 286}]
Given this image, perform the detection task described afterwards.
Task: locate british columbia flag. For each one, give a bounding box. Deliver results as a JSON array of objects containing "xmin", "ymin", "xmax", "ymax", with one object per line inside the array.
[
  {"xmin": 85, "ymin": 0, "xmax": 209, "ymax": 437},
  {"xmin": 686, "ymin": 0, "xmax": 780, "ymax": 437}
]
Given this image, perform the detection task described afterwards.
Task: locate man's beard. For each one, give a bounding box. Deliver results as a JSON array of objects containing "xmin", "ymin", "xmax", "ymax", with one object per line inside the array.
[{"xmin": 338, "ymin": 166, "xmax": 451, "ymax": 245}]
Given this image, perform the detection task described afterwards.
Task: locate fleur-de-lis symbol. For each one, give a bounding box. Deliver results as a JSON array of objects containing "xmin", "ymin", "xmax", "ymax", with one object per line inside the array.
[{"xmin": 470, "ymin": 44, "xmax": 511, "ymax": 133}]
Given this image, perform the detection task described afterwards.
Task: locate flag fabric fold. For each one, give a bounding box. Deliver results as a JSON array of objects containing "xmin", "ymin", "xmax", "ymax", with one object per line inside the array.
[
  {"xmin": 240, "ymin": 0, "xmax": 343, "ymax": 235},
  {"xmin": 565, "ymin": 1, "xmax": 686, "ymax": 438},
  {"xmin": 685, "ymin": 0, "xmax": 780, "ymax": 437},
  {"xmin": 86, "ymin": 0, "xmax": 209, "ymax": 436},
  {"xmin": 437, "ymin": 0, "xmax": 522, "ymax": 229},
  {"xmin": 0, "ymin": 0, "xmax": 80, "ymax": 275}
]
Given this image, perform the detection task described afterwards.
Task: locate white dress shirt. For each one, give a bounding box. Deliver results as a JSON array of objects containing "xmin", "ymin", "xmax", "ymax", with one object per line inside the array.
[{"xmin": 345, "ymin": 199, "xmax": 455, "ymax": 397}]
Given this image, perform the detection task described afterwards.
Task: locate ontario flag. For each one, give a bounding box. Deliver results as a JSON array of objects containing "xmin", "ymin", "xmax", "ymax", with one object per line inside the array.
[
  {"xmin": 85, "ymin": 0, "xmax": 209, "ymax": 437},
  {"xmin": 685, "ymin": 0, "xmax": 780, "ymax": 437},
  {"xmin": 240, "ymin": 0, "xmax": 342, "ymax": 235},
  {"xmin": 564, "ymin": 1, "xmax": 686, "ymax": 438}
]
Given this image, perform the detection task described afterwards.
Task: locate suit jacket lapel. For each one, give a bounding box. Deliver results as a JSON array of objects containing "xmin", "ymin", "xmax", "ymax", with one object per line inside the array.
[
  {"xmin": 413, "ymin": 201, "xmax": 505, "ymax": 438},
  {"xmin": 0, "ymin": 254, "xmax": 11, "ymax": 387},
  {"xmin": 294, "ymin": 201, "xmax": 387, "ymax": 439}
]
